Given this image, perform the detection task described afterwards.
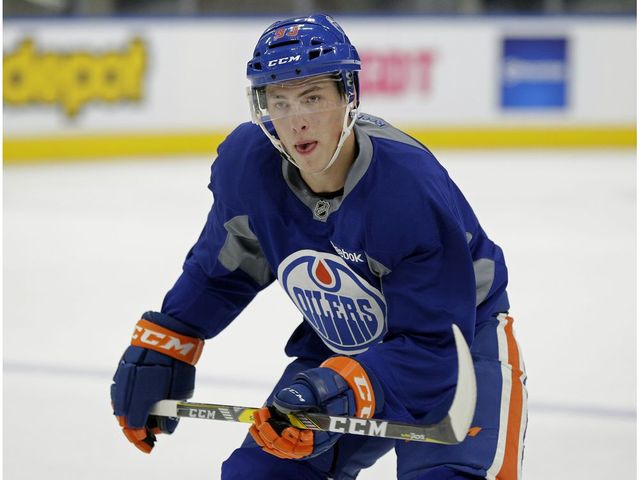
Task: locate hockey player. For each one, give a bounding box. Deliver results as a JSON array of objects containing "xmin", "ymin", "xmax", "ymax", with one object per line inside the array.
[{"xmin": 111, "ymin": 14, "xmax": 527, "ymax": 480}]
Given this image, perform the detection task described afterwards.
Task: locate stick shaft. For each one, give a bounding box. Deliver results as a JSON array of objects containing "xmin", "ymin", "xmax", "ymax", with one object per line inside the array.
[
  {"xmin": 150, "ymin": 324, "xmax": 476, "ymax": 445},
  {"xmin": 150, "ymin": 400, "xmax": 458, "ymax": 444}
]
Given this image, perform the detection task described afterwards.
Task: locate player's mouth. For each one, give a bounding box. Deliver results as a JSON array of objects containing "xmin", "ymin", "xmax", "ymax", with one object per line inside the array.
[{"xmin": 294, "ymin": 141, "xmax": 318, "ymax": 155}]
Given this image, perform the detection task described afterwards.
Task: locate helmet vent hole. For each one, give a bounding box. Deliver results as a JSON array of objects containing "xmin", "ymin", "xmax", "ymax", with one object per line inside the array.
[
  {"xmin": 310, "ymin": 37, "xmax": 324, "ymax": 45},
  {"xmin": 268, "ymin": 39, "xmax": 300, "ymax": 49},
  {"xmin": 252, "ymin": 62, "xmax": 262, "ymax": 70},
  {"xmin": 308, "ymin": 46, "xmax": 334, "ymax": 61}
]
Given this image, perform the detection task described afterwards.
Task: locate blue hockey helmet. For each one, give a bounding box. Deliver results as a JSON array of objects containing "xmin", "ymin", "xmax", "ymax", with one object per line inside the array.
[
  {"xmin": 247, "ymin": 14, "xmax": 360, "ymax": 104},
  {"xmin": 246, "ymin": 14, "xmax": 361, "ymax": 173}
]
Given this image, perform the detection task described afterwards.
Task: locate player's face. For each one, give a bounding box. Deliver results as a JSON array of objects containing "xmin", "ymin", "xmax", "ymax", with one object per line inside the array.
[{"xmin": 265, "ymin": 77, "xmax": 348, "ymax": 174}]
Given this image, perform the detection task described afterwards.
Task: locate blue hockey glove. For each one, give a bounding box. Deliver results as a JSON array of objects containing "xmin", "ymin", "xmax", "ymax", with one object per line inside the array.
[
  {"xmin": 249, "ymin": 356, "xmax": 383, "ymax": 460},
  {"xmin": 110, "ymin": 311, "xmax": 204, "ymax": 453}
]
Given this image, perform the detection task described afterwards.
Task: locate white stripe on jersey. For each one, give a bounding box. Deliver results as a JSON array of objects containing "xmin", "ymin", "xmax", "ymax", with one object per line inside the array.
[
  {"xmin": 485, "ymin": 314, "xmax": 512, "ymax": 480},
  {"xmin": 516, "ymin": 337, "xmax": 528, "ymax": 480}
]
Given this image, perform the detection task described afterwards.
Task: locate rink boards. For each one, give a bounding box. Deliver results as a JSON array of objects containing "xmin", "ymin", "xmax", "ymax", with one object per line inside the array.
[{"xmin": 3, "ymin": 15, "xmax": 636, "ymax": 161}]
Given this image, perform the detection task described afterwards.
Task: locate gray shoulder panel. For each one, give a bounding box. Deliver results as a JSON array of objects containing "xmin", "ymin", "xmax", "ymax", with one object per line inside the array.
[
  {"xmin": 354, "ymin": 113, "xmax": 428, "ymax": 153},
  {"xmin": 473, "ymin": 258, "xmax": 495, "ymax": 307},
  {"xmin": 366, "ymin": 254, "xmax": 391, "ymax": 277},
  {"xmin": 218, "ymin": 215, "xmax": 272, "ymax": 286}
]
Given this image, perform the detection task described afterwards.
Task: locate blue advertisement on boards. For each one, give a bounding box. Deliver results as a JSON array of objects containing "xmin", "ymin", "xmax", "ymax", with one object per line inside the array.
[{"xmin": 501, "ymin": 38, "xmax": 568, "ymax": 109}]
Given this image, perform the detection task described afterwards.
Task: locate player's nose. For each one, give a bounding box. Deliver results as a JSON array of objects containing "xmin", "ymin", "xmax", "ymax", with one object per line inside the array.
[{"xmin": 288, "ymin": 113, "xmax": 309, "ymax": 133}]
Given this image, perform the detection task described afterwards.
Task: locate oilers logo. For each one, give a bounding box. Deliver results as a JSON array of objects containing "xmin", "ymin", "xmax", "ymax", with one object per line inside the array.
[{"xmin": 278, "ymin": 250, "xmax": 387, "ymax": 354}]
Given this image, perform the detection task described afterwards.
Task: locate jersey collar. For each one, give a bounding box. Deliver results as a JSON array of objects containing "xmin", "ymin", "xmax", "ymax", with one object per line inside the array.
[{"xmin": 281, "ymin": 122, "xmax": 373, "ymax": 222}]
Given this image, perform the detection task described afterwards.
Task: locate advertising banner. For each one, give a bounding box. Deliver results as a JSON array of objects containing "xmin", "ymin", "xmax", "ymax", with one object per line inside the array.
[
  {"xmin": 3, "ymin": 16, "xmax": 635, "ymax": 160},
  {"xmin": 500, "ymin": 37, "xmax": 568, "ymax": 109}
]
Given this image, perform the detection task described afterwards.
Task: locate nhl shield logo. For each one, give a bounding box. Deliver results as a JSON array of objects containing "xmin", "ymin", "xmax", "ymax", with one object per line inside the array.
[
  {"xmin": 313, "ymin": 200, "xmax": 331, "ymax": 220},
  {"xmin": 278, "ymin": 250, "xmax": 387, "ymax": 354}
]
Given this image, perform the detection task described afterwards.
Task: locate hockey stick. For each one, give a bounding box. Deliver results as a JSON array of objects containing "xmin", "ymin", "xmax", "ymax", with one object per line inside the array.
[{"xmin": 151, "ymin": 324, "xmax": 476, "ymax": 445}]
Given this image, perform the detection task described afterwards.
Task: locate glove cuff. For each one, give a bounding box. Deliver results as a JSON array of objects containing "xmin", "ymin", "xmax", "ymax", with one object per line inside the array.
[
  {"xmin": 142, "ymin": 311, "xmax": 204, "ymax": 338},
  {"xmin": 320, "ymin": 356, "xmax": 377, "ymax": 419},
  {"xmin": 130, "ymin": 314, "xmax": 204, "ymax": 366}
]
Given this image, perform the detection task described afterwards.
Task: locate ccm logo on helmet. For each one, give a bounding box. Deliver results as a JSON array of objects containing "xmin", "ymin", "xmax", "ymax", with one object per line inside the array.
[
  {"xmin": 268, "ymin": 55, "xmax": 301, "ymax": 67},
  {"xmin": 130, "ymin": 319, "xmax": 203, "ymax": 365}
]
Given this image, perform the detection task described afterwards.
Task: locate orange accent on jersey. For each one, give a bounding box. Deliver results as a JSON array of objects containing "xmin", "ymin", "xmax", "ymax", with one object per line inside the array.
[
  {"xmin": 497, "ymin": 316, "xmax": 525, "ymax": 480},
  {"xmin": 315, "ymin": 261, "xmax": 332, "ymax": 285},
  {"xmin": 249, "ymin": 407, "xmax": 314, "ymax": 459},
  {"xmin": 467, "ymin": 426, "xmax": 482, "ymax": 437},
  {"xmin": 321, "ymin": 356, "xmax": 376, "ymax": 419},
  {"xmin": 130, "ymin": 319, "xmax": 203, "ymax": 366}
]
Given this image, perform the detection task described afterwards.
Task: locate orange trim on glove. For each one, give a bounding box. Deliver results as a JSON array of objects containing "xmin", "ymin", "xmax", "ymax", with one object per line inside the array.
[
  {"xmin": 321, "ymin": 356, "xmax": 376, "ymax": 419},
  {"xmin": 249, "ymin": 407, "xmax": 314, "ymax": 459},
  {"xmin": 130, "ymin": 319, "xmax": 204, "ymax": 366},
  {"xmin": 117, "ymin": 416, "xmax": 160, "ymax": 454}
]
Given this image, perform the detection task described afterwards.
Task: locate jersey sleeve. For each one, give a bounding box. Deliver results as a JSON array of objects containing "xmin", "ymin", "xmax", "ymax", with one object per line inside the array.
[{"xmin": 161, "ymin": 128, "xmax": 276, "ymax": 338}]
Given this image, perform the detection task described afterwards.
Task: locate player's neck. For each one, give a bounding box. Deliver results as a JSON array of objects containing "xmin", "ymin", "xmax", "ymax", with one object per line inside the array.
[{"xmin": 299, "ymin": 133, "xmax": 357, "ymax": 195}]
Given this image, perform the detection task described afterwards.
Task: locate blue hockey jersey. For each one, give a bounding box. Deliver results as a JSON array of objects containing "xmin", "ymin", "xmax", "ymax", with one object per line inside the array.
[{"xmin": 161, "ymin": 114, "xmax": 509, "ymax": 425}]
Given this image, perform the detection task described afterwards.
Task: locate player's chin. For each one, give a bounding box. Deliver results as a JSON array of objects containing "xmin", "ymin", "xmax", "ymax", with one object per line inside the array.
[
  {"xmin": 284, "ymin": 145, "xmax": 331, "ymax": 173},
  {"xmin": 296, "ymin": 156, "xmax": 330, "ymax": 175}
]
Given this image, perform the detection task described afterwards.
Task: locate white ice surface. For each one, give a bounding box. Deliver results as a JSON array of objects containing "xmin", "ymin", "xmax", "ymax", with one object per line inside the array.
[{"xmin": 3, "ymin": 149, "xmax": 636, "ymax": 479}]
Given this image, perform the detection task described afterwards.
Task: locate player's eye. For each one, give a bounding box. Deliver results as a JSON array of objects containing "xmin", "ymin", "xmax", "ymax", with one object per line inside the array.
[{"xmin": 271, "ymin": 100, "xmax": 289, "ymax": 110}]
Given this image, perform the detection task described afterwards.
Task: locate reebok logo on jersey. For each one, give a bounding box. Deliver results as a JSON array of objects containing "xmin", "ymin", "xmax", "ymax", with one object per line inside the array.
[
  {"xmin": 331, "ymin": 242, "xmax": 364, "ymax": 263},
  {"xmin": 278, "ymin": 250, "xmax": 387, "ymax": 355}
]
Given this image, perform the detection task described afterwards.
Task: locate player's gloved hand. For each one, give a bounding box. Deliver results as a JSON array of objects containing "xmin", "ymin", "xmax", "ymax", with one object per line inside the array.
[
  {"xmin": 110, "ymin": 311, "xmax": 204, "ymax": 453},
  {"xmin": 249, "ymin": 356, "xmax": 382, "ymax": 460}
]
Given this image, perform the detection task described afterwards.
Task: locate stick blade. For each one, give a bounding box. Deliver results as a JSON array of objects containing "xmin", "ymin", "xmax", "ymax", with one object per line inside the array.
[{"xmin": 446, "ymin": 323, "xmax": 477, "ymax": 442}]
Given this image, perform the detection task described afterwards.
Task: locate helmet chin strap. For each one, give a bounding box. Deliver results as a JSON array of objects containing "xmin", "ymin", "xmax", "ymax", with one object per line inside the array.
[
  {"xmin": 319, "ymin": 101, "xmax": 359, "ymax": 174},
  {"xmin": 258, "ymin": 101, "xmax": 359, "ymax": 175}
]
